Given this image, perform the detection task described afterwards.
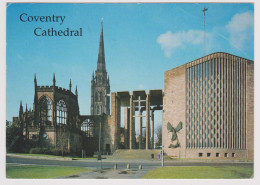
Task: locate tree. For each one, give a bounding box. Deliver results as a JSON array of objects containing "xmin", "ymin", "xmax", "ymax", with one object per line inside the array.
[
  {"xmin": 6, "ymin": 120, "xmax": 11, "ymax": 127},
  {"xmin": 6, "ymin": 121, "xmax": 25, "ymax": 153},
  {"xmin": 56, "ymin": 131, "xmax": 68, "ymax": 157},
  {"xmin": 155, "ymin": 125, "xmax": 162, "ymax": 149}
]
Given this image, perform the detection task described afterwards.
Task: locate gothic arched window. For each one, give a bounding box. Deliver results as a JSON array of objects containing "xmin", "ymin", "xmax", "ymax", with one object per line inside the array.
[
  {"xmin": 39, "ymin": 96, "xmax": 52, "ymax": 127},
  {"xmin": 95, "ymin": 92, "xmax": 98, "ymax": 101},
  {"xmin": 99, "ymin": 92, "xmax": 103, "ymax": 101},
  {"xmin": 81, "ymin": 119, "xmax": 94, "ymax": 137},
  {"xmin": 96, "ymin": 105, "xmax": 100, "ymax": 114},
  {"xmin": 56, "ymin": 100, "xmax": 67, "ymax": 126}
]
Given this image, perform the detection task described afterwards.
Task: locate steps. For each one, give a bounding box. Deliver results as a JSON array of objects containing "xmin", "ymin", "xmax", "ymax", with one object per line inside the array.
[{"xmin": 111, "ymin": 149, "xmax": 161, "ymax": 159}]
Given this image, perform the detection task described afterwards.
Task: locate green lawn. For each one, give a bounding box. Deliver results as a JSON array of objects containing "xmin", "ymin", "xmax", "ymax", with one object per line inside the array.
[
  {"xmin": 8, "ymin": 153, "xmax": 71, "ymax": 159},
  {"xmin": 8, "ymin": 153, "xmax": 95, "ymax": 160},
  {"xmin": 6, "ymin": 164, "xmax": 89, "ymax": 179},
  {"xmin": 142, "ymin": 166, "xmax": 253, "ymax": 179}
]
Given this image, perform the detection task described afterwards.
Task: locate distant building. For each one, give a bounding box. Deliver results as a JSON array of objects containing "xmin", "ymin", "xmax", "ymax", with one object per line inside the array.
[{"xmin": 163, "ymin": 52, "xmax": 254, "ymax": 159}]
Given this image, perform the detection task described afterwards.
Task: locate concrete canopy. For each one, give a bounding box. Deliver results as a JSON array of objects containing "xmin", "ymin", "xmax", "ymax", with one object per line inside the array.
[{"xmin": 116, "ymin": 89, "xmax": 163, "ymax": 109}]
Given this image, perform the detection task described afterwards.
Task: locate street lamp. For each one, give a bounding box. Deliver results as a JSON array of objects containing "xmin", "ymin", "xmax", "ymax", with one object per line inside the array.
[
  {"xmin": 161, "ymin": 109, "xmax": 164, "ymax": 167},
  {"xmin": 160, "ymin": 145, "xmax": 164, "ymax": 167}
]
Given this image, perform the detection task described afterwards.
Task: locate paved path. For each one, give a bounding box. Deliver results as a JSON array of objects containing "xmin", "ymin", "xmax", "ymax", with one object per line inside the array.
[{"xmin": 58, "ymin": 166, "xmax": 158, "ymax": 179}]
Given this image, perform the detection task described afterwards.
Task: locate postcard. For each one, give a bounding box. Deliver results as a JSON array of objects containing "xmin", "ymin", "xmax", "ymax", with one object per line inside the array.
[{"xmin": 4, "ymin": 1, "xmax": 255, "ymax": 181}]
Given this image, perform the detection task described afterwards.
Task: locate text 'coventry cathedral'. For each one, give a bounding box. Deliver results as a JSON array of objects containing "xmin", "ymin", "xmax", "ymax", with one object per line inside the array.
[{"xmin": 13, "ymin": 21, "xmax": 254, "ymax": 159}]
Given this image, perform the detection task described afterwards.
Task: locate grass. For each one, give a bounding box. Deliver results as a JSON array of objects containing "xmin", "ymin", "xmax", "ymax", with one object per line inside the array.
[
  {"xmin": 8, "ymin": 153, "xmax": 95, "ymax": 160},
  {"xmin": 142, "ymin": 166, "xmax": 253, "ymax": 179},
  {"xmin": 9, "ymin": 153, "xmax": 71, "ymax": 159},
  {"xmin": 6, "ymin": 164, "xmax": 89, "ymax": 179}
]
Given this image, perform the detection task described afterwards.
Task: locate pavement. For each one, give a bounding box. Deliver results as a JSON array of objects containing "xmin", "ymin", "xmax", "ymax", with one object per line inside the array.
[{"xmin": 58, "ymin": 166, "xmax": 157, "ymax": 179}]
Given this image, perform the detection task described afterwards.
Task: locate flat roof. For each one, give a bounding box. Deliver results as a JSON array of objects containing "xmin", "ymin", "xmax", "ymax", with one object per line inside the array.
[{"xmin": 116, "ymin": 89, "xmax": 163, "ymax": 107}]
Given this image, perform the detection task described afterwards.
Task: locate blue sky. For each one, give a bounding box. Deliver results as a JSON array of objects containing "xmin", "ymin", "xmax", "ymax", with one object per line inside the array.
[{"xmin": 6, "ymin": 3, "xmax": 254, "ymax": 130}]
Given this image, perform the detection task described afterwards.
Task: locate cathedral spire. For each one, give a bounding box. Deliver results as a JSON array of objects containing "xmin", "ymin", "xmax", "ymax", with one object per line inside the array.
[
  {"xmin": 91, "ymin": 20, "xmax": 110, "ymax": 115},
  {"xmin": 97, "ymin": 19, "xmax": 106, "ymax": 73}
]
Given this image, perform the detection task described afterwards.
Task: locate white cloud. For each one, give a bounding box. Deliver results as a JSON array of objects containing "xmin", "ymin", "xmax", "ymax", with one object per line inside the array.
[
  {"xmin": 226, "ymin": 12, "xmax": 254, "ymax": 49},
  {"xmin": 157, "ymin": 30, "xmax": 208, "ymax": 57}
]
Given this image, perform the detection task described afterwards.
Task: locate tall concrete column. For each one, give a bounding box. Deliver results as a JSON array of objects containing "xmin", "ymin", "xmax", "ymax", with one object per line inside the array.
[
  {"xmin": 124, "ymin": 107, "xmax": 130, "ymax": 149},
  {"xmin": 110, "ymin": 93, "xmax": 117, "ymax": 152},
  {"xmin": 151, "ymin": 110, "xmax": 154, "ymax": 149},
  {"xmin": 146, "ymin": 94, "xmax": 150, "ymax": 150},
  {"xmin": 115, "ymin": 97, "xmax": 121, "ymax": 151},
  {"xmin": 133, "ymin": 107, "xmax": 135, "ymax": 148},
  {"xmin": 129, "ymin": 95, "xmax": 133, "ymax": 149},
  {"xmin": 139, "ymin": 111, "xmax": 142, "ymax": 149}
]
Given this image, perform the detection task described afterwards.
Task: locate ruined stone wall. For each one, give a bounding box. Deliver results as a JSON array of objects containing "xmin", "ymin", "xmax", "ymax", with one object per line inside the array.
[
  {"xmin": 102, "ymin": 92, "xmax": 121, "ymax": 154},
  {"xmin": 102, "ymin": 115, "xmax": 112, "ymax": 154}
]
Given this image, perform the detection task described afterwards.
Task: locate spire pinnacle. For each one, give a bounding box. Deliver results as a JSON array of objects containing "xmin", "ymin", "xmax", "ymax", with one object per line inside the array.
[
  {"xmin": 96, "ymin": 20, "xmax": 106, "ymax": 73},
  {"xmin": 69, "ymin": 79, "xmax": 72, "ymax": 91},
  {"xmin": 75, "ymin": 85, "xmax": 78, "ymax": 96},
  {"xmin": 34, "ymin": 74, "xmax": 38, "ymax": 104},
  {"xmin": 19, "ymin": 101, "xmax": 23, "ymax": 116},
  {"xmin": 53, "ymin": 73, "xmax": 56, "ymax": 86},
  {"xmin": 34, "ymin": 73, "xmax": 37, "ymax": 85}
]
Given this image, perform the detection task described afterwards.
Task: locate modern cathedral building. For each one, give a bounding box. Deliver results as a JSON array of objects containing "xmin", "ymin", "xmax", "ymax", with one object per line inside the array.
[
  {"xmin": 11, "ymin": 22, "xmax": 254, "ymax": 160},
  {"xmin": 163, "ymin": 52, "xmax": 254, "ymax": 159}
]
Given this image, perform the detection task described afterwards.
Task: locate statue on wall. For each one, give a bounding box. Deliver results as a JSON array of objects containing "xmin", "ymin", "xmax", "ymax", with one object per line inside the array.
[{"xmin": 167, "ymin": 121, "xmax": 183, "ymax": 148}]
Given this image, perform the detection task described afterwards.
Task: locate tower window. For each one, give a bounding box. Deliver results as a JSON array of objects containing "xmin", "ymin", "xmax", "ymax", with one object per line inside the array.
[
  {"xmin": 99, "ymin": 92, "xmax": 103, "ymax": 101},
  {"xmin": 95, "ymin": 92, "xmax": 98, "ymax": 101}
]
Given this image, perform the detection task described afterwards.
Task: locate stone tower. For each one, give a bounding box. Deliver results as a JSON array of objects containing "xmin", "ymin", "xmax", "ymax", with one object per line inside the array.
[{"xmin": 91, "ymin": 21, "xmax": 110, "ymax": 115}]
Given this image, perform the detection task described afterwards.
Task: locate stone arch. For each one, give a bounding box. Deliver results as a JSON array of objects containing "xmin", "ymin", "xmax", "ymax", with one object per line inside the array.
[
  {"xmin": 39, "ymin": 96, "xmax": 52, "ymax": 127},
  {"xmin": 56, "ymin": 99, "xmax": 67, "ymax": 126}
]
